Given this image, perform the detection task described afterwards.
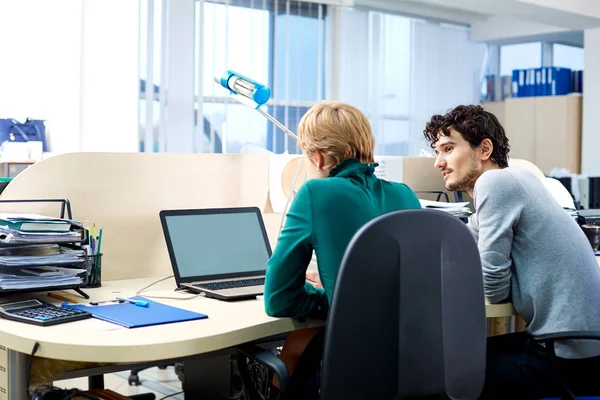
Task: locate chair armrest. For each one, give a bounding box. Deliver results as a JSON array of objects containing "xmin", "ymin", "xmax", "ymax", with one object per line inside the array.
[
  {"xmin": 532, "ymin": 331, "xmax": 600, "ymax": 343},
  {"xmin": 237, "ymin": 344, "xmax": 290, "ymax": 394}
]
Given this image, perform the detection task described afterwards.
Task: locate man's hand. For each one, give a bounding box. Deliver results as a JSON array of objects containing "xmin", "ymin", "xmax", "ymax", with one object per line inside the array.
[{"xmin": 306, "ymin": 270, "xmax": 323, "ymax": 289}]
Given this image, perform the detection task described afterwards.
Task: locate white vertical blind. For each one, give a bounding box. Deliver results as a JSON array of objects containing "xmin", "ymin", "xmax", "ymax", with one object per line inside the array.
[
  {"xmin": 144, "ymin": 0, "xmax": 154, "ymax": 153},
  {"xmin": 334, "ymin": 8, "xmax": 484, "ymax": 156},
  {"xmin": 138, "ymin": 1, "xmax": 485, "ymax": 156},
  {"xmin": 410, "ymin": 20, "xmax": 485, "ymax": 154}
]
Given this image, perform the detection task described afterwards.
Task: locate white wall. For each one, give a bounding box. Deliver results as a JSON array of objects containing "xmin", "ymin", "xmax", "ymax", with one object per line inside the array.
[
  {"xmin": 0, "ymin": 0, "xmax": 83, "ymax": 153},
  {"xmin": 470, "ymin": 16, "xmax": 569, "ymax": 43},
  {"xmin": 163, "ymin": 0, "xmax": 195, "ymax": 153},
  {"xmin": 581, "ymin": 28, "xmax": 600, "ymax": 174},
  {"xmin": 79, "ymin": 0, "xmax": 140, "ymax": 152},
  {"xmin": 517, "ymin": 0, "xmax": 600, "ymax": 20},
  {"xmin": 0, "ymin": 0, "xmax": 139, "ymax": 154}
]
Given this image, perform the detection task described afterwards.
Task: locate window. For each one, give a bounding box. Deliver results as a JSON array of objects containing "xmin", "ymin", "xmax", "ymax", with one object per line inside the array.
[
  {"xmin": 199, "ymin": 0, "xmax": 326, "ymax": 154},
  {"xmin": 336, "ymin": 9, "xmax": 412, "ymax": 156},
  {"xmin": 553, "ymin": 43, "xmax": 584, "ymax": 71},
  {"xmin": 500, "ymin": 42, "xmax": 542, "ymax": 76},
  {"xmin": 138, "ymin": 0, "xmax": 164, "ymax": 152},
  {"xmin": 139, "ymin": 1, "xmax": 484, "ymax": 156},
  {"xmin": 370, "ymin": 12, "xmax": 411, "ymax": 156},
  {"xmin": 336, "ymin": 9, "xmax": 484, "ymax": 156}
]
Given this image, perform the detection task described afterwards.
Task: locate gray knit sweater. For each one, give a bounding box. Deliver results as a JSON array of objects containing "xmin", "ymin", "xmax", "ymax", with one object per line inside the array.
[{"xmin": 468, "ymin": 167, "xmax": 600, "ymax": 358}]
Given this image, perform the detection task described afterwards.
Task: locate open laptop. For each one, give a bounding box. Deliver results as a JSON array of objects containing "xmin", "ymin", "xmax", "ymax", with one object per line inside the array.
[{"xmin": 159, "ymin": 207, "xmax": 272, "ymax": 300}]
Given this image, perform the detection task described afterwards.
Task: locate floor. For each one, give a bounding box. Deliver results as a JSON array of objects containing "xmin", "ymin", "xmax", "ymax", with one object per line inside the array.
[{"xmin": 56, "ymin": 366, "xmax": 184, "ymax": 399}]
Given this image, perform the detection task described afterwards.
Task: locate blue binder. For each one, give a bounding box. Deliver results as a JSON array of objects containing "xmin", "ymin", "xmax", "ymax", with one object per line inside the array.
[
  {"xmin": 540, "ymin": 67, "xmax": 547, "ymax": 96},
  {"xmin": 527, "ymin": 69, "xmax": 536, "ymax": 97},
  {"xmin": 512, "ymin": 69, "xmax": 527, "ymax": 98},
  {"xmin": 535, "ymin": 68, "xmax": 542, "ymax": 96},
  {"xmin": 63, "ymin": 296, "xmax": 208, "ymax": 328},
  {"xmin": 548, "ymin": 67, "xmax": 572, "ymax": 95}
]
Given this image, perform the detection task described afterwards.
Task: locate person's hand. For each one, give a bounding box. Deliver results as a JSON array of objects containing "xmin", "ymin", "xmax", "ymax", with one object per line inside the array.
[{"xmin": 306, "ymin": 270, "xmax": 323, "ymax": 289}]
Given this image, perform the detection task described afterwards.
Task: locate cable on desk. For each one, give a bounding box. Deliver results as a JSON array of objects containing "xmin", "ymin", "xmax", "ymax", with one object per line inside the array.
[
  {"xmin": 26, "ymin": 341, "xmax": 40, "ymax": 398},
  {"xmin": 159, "ymin": 391, "xmax": 184, "ymax": 400},
  {"xmin": 136, "ymin": 275, "xmax": 203, "ymax": 300}
]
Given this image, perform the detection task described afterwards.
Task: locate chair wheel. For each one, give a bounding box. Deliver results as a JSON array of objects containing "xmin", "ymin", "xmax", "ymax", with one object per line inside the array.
[
  {"xmin": 128, "ymin": 374, "xmax": 141, "ymax": 386},
  {"xmin": 158, "ymin": 365, "xmax": 168, "ymax": 370}
]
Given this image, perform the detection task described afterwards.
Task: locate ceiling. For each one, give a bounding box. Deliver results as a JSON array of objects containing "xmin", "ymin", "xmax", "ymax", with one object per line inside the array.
[{"xmin": 355, "ymin": 0, "xmax": 598, "ymax": 45}]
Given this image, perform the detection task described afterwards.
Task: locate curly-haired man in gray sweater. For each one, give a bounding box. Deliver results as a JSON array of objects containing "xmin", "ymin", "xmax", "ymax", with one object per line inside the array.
[{"xmin": 424, "ymin": 105, "xmax": 600, "ymax": 399}]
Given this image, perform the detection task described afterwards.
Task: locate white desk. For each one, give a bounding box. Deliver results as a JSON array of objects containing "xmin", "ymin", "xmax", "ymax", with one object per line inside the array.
[
  {"xmin": 0, "ymin": 277, "xmax": 322, "ymax": 399},
  {"xmin": 0, "ymin": 276, "xmax": 516, "ymax": 399},
  {"xmin": 1, "ymin": 277, "xmax": 516, "ymax": 362},
  {"xmin": 0, "ymin": 277, "xmax": 322, "ymax": 363}
]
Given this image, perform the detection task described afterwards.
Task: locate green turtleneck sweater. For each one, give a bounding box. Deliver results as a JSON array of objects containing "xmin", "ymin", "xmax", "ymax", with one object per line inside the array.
[{"xmin": 264, "ymin": 158, "xmax": 421, "ymax": 320}]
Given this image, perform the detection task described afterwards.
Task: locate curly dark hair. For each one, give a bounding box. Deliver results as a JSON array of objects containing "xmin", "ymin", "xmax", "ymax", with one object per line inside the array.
[{"xmin": 423, "ymin": 105, "xmax": 510, "ymax": 168}]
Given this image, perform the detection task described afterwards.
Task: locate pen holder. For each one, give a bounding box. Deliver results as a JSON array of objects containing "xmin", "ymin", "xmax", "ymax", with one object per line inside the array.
[{"xmin": 83, "ymin": 253, "xmax": 102, "ymax": 288}]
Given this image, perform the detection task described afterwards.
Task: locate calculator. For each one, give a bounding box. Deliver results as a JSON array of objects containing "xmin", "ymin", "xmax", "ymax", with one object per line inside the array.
[{"xmin": 0, "ymin": 299, "xmax": 92, "ymax": 326}]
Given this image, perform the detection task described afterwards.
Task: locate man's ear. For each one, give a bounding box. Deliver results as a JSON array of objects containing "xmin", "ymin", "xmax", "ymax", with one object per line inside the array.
[{"xmin": 480, "ymin": 138, "xmax": 493, "ymax": 162}]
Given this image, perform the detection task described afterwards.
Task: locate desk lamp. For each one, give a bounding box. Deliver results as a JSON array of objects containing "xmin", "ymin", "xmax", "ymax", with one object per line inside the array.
[{"xmin": 214, "ymin": 70, "xmax": 307, "ymax": 233}]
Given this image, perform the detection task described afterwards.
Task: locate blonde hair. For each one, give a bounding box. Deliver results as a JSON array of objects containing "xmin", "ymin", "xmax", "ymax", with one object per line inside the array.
[{"xmin": 297, "ymin": 100, "xmax": 375, "ymax": 166}]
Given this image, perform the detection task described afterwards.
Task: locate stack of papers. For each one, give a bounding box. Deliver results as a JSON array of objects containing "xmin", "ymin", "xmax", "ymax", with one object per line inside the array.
[
  {"xmin": 0, "ymin": 266, "xmax": 84, "ymax": 290},
  {"xmin": 0, "ymin": 244, "xmax": 85, "ymax": 267},
  {"xmin": 0, "ymin": 226, "xmax": 82, "ymax": 245},
  {"xmin": 0, "ymin": 213, "xmax": 86, "ymax": 292},
  {"xmin": 419, "ymin": 199, "xmax": 473, "ymax": 218}
]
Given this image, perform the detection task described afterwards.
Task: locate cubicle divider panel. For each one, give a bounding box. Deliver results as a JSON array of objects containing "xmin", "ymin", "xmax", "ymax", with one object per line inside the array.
[
  {"xmin": 0, "ymin": 153, "xmax": 270, "ymax": 280},
  {"xmin": 402, "ymin": 156, "xmax": 471, "ymax": 203},
  {"xmin": 0, "ymin": 153, "xmax": 484, "ymax": 281}
]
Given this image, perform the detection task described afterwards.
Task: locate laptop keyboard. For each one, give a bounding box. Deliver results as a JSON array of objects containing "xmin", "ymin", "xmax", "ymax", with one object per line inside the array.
[{"xmin": 194, "ymin": 278, "xmax": 265, "ymax": 291}]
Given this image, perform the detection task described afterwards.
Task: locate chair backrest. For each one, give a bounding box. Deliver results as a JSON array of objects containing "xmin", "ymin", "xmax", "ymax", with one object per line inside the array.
[{"xmin": 321, "ymin": 209, "xmax": 486, "ymax": 400}]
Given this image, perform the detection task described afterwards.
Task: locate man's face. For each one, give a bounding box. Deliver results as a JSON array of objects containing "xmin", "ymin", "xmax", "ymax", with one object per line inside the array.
[{"xmin": 433, "ymin": 128, "xmax": 480, "ymax": 192}]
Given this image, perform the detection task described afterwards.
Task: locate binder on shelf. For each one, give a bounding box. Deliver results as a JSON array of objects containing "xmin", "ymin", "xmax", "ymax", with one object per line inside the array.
[
  {"xmin": 502, "ymin": 75, "xmax": 512, "ymax": 100},
  {"xmin": 511, "ymin": 70, "xmax": 519, "ymax": 97},
  {"xmin": 571, "ymin": 70, "xmax": 583, "ymax": 93},
  {"xmin": 535, "ymin": 68, "xmax": 542, "ymax": 97},
  {"xmin": 524, "ymin": 69, "xmax": 530, "ymax": 97},
  {"xmin": 549, "ymin": 67, "xmax": 572, "ymax": 96},
  {"xmin": 64, "ymin": 296, "xmax": 208, "ymax": 328},
  {"xmin": 540, "ymin": 67, "xmax": 547, "ymax": 96},
  {"xmin": 527, "ymin": 69, "xmax": 536, "ymax": 97},
  {"xmin": 511, "ymin": 69, "xmax": 527, "ymax": 98},
  {"xmin": 493, "ymin": 76, "xmax": 502, "ymax": 101}
]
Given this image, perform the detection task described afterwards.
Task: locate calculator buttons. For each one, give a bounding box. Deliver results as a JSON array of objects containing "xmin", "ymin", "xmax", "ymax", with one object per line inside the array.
[{"xmin": 0, "ymin": 300, "xmax": 92, "ymax": 326}]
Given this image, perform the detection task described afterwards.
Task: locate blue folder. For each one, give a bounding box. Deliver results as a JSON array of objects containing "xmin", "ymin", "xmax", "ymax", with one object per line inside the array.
[{"xmin": 63, "ymin": 296, "xmax": 208, "ymax": 328}]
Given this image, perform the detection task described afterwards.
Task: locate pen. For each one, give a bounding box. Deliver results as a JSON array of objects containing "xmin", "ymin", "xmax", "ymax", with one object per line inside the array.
[
  {"xmin": 89, "ymin": 299, "xmax": 124, "ymax": 306},
  {"xmin": 48, "ymin": 292, "xmax": 79, "ymax": 304},
  {"xmin": 116, "ymin": 297, "xmax": 150, "ymax": 307},
  {"xmin": 96, "ymin": 228, "xmax": 103, "ymax": 255}
]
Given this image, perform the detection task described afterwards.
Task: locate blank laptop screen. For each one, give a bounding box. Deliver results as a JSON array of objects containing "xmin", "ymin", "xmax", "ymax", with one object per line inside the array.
[{"xmin": 165, "ymin": 212, "xmax": 270, "ymax": 279}]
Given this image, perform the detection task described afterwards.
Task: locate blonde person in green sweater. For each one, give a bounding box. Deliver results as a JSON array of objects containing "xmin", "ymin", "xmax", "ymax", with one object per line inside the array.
[{"xmin": 262, "ymin": 100, "xmax": 421, "ymax": 398}]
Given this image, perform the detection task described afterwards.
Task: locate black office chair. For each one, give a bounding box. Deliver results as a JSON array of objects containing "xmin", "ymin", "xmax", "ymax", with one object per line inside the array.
[
  {"xmin": 534, "ymin": 332, "xmax": 600, "ymax": 400},
  {"xmin": 237, "ymin": 209, "xmax": 487, "ymax": 399}
]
